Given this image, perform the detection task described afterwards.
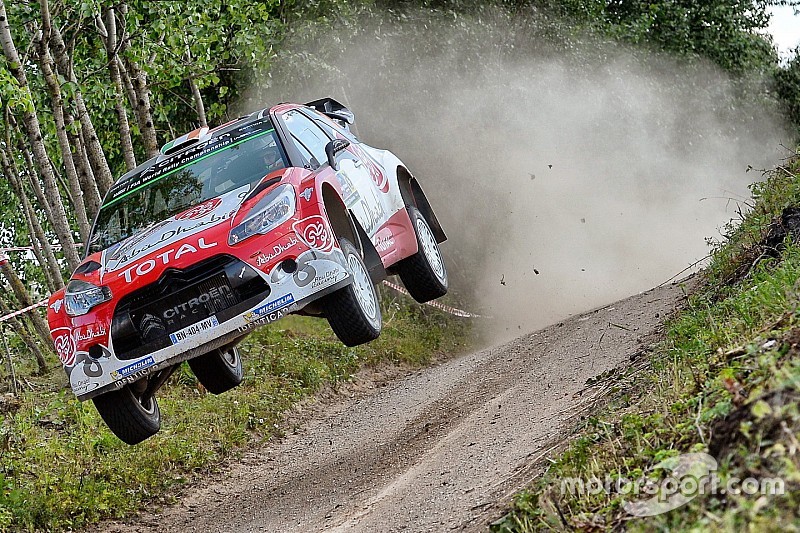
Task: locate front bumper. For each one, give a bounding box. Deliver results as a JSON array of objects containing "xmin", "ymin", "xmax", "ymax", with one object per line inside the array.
[{"xmin": 65, "ymin": 244, "xmax": 351, "ymax": 401}]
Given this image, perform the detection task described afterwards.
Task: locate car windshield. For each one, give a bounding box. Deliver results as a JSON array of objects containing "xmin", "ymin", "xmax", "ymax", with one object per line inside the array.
[{"xmin": 88, "ymin": 119, "xmax": 286, "ymax": 254}]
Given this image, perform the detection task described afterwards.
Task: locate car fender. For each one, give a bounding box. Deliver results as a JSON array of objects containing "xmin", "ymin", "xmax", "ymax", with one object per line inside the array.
[{"xmin": 360, "ymin": 145, "xmax": 445, "ymax": 244}]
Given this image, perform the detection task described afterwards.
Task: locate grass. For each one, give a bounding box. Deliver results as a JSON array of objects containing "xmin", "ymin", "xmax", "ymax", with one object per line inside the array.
[
  {"xmin": 493, "ymin": 154, "xmax": 800, "ymax": 531},
  {"xmin": 0, "ymin": 286, "xmax": 474, "ymax": 531}
]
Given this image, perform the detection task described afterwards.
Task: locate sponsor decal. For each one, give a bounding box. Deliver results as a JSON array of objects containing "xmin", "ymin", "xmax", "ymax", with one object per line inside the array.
[
  {"xmin": 117, "ymin": 237, "xmax": 217, "ymax": 282},
  {"xmin": 169, "ymin": 315, "xmax": 220, "ymax": 345},
  {"xmin": 176, "ymin": 198, "xmax": 223, "ymax": 220},
  {"xmin": 311, "ymin": 269, "xmax": 342, "ymax": 289},
  {"xmin": 268, "ymin": 252, "xmax": 317, "ymax": 288},
  {"xmin": 107, "ymin": 220, "xmax": 170, "ymax": 263},
  {"xmin": 293, "ymin": 216, "xmax": 335, "ymax": 253},
  {"xmin": 73, "ymin": 324, "xmax": 108, "ymax": 343},
  {"xmin": 54, "ymin": 333, "xmax": 76, "ymax": 367},
  {"xmin": 140, "ymin": 313, "xmax": 165, "ymax": 339},
  {"xmin": 350, "ymin": 145, "xmax": 389, "ymax": 193},
  {"xmin": 105, "ymin": 121, "xmax": 274, "ymax": 206},
  {"xmin": 237, "ymin": 309, "xmax": 287, "ymax": 333},
  {"xmin": 49, "ymin": 299, "xmax": 63, "ymax": 313},
  {"xmin": 108, "ymin": 217, "xmax": 224, "ymax": 269},
  {"xmin": 72, "ymin": 377, "xmax": 100, "ymax": 394},
  {"xmin": 299, "ymin": 187, "xmax": 313, "ymax": 202},
  {"xmin": 244, "ymin": 294, "xmax": 294, "ymax": 323},
  {"xmin": 163, "ymin": 286, "xmax": 233, "ymax": 320},
  {"xmin": 360, "ymin": 197, "xmax": 385, "ymax": 234},
  {"xmin": 110, "ymin": 356, "xmax": 155, "ymax": 380},
  {"xmin": 374, "ymin": 231, "xmax": 395, "ymax": 253},
  {"xmin": 64, "ymin": 346, "xmax": 112, "ymax": 381},
  {"xmin": 116, "ymin": 368, "xmax": 156, "ymax": 386},
  {"xmin": 256, "ymin": 237, "xmax": 298, "ymax": 267},
  {"xmin": 103, "ymin": 187, "xmax": 246, "ymax": 274},
  {"xmin": 335, "ymin": 171, "xmax": 361, "ymax": 207}
]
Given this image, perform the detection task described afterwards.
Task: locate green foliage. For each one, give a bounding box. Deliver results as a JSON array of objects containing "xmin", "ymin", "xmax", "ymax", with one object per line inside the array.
[
  {"xmin": 0, "ymin": 297, "xmax": 474, "ymax": 530},
  {"xmin": 600, "ymin": 0, "xmax": 775, "ymax": 73},
  {"xmin": 775, "ymin": 48, "xmax": 800, "ymax": 136}
]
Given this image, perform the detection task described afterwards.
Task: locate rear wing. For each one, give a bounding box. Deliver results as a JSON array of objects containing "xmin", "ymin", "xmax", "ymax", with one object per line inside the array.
[{"xmin": 304, "ymin": 98, "xmax": 355, "ymax": 127}]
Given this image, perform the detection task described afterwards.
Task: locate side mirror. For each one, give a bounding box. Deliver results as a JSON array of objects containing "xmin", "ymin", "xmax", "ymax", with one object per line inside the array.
[{"xmin": 325, "ymin": 139, "xmax": 350, "ymax": 171}]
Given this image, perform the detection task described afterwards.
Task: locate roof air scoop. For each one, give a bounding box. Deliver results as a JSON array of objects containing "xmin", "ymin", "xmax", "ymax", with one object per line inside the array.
[{"xmin": 160, "ymin": 127, "xmax": 211, "ymax": 155}]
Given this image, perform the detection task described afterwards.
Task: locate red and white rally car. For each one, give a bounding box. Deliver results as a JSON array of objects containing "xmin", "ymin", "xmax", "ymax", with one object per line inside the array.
[{"xmin": 47, "ymin": 99, "xmax": 448, "ymax": 444}]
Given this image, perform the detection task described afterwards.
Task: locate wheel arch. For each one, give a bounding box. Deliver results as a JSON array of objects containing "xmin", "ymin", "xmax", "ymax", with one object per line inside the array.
[
  {"xmin": 320, "ymin": 183, "xmax": 386, "ymax": 283},
  {"xmin": 321, "ymin": 183, "xmax": 358, "ymax": 248},
  {"xmin": 396, "ymin": 167, "xmax": 447, "ymax": 243}
]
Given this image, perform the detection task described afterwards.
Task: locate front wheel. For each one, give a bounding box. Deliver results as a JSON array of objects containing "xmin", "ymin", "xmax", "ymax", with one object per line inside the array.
[
  {"xmin": 188, "ymin": 346, "xmax": 243, "ymax": 394},
  {"xmin": 322, "ymin": 238, "xmax": 382, "ymax": 347},
  {"xmin": 92, "ymin": 385, "xmax": 161, "ymax": 445},
  {"xmin": 396, "ymin": 207, "xmax": 449, "ymax": 303}
]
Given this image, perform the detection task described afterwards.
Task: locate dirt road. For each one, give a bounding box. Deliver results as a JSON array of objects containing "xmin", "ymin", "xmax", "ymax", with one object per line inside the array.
[{"xmin": 112, "ymin": 281, "xmax": 688, "ymax": 532}]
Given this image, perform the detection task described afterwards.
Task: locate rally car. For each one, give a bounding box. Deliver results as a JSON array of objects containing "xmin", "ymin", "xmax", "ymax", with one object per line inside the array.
[{"xmin": 47, "ymin": 99, "xmax": 448, "ymax": 444}]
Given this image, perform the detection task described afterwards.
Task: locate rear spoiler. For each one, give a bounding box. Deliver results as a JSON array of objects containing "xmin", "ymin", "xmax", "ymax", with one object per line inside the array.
[{"xmin": 304, "ymin": 98, "xmax": 355, "ymax": 125}]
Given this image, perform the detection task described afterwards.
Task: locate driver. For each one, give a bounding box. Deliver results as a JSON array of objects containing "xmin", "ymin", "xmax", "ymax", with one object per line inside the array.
[{"xmin": 261, "ymin": 143, "xmax": 285, "ymax": 173}]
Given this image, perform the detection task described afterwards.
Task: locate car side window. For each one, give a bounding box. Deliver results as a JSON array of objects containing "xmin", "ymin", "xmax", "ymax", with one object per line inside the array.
[
  {"xmin": 293, "ymin": 139, "xmax": 316, "ymax": 166},
  {"xmin": 307, "ymin": 109, "xmax": 358, "ymax": 143},
  {"xmin": 283, "ymin": 110, "xmax": 331, "ymax": 169}
]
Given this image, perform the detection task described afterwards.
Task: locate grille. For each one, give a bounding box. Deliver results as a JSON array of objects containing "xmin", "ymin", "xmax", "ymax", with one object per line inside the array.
[{"xmin": 112, "ymin": 255, "xmax": 269, "ymax": 359}]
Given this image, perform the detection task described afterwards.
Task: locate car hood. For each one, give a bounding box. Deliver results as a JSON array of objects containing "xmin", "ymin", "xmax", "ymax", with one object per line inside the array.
[{"xmin": 99, "ymin": 184, "xmax": 249, "ymax": 276}]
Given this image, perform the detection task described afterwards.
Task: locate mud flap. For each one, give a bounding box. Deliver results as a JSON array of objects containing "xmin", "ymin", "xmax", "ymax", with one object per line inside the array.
[{"xmin": 352, "ymin": 214, "xmax": 386, "ymax": 285}]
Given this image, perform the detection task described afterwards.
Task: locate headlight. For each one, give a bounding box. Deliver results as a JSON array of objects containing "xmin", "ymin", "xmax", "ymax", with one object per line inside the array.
[
  {"xmin": 229, "ymin": 184, "xmax": 296, "ymax": 245},
  {"xmin": 64, "ymin": 280, "xmax": 112, "ymax": 317}
]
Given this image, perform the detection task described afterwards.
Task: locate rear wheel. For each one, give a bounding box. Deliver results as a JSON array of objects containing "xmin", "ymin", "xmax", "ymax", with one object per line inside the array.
[
  {"xmin": 188, "ymin": 346, "xmax": 243, "ymax": 394},
  {"xmin": 92, "ymin": 385, "xmax": 161, "ymax": 445},
  {"xmin": 322, "ymin": 238, "xmax": 382, "ymax": 346},
  {"xmin": 396, "ymin": 207, "xmax": 448, "ymax": 302}
]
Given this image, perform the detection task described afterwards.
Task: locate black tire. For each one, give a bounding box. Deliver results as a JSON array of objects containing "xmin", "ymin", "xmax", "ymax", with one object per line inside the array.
[
  {"xmin": 322, "ymin": 238, "xmax": 382, "ymax": 347},
  {"xmin": 396, "ymin": 207, "xmax": 449, "ymax": 303},
  {"xmin": 188, "ymin": 347, "xmax": 243, "ymax": 394},
  {"xmin": 92, "ymin": 386, "xmax": 161, "ymax": 445}
]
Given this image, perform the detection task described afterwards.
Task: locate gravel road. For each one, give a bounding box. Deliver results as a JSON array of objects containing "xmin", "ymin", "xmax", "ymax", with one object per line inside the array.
[{"xmin": 108, "ymin": 281, "xmax": 689, "ymax": 533}]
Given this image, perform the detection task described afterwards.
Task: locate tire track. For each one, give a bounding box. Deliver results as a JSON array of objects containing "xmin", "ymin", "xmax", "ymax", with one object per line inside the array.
[{"xmin": 105, "ymin": 280, "xmax": 690, "ymax": 533}]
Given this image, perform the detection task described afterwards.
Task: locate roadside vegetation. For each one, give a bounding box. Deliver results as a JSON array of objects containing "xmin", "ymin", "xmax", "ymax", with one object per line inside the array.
[
  {"xmin": 1, "ymin": 0, "xmax": 800, "ymax": 531},
  {"xmin": 0, "ymin": 288, "xmax": 473, "ymax": 530},
  {"xmin": 493, "ymin": 155, "xmax": 800, "ymax": 531}
]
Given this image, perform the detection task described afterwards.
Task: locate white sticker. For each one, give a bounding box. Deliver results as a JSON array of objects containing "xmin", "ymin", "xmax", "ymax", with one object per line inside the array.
[{"xmin": 169, "ymin": 315, "xmax": 219, "ymax": 345}]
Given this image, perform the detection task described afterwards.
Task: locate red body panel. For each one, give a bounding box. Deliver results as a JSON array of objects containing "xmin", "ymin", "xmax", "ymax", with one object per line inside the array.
[{"xmin": 46, "ymin": 106, "xmax": 425, "ymax": 400}]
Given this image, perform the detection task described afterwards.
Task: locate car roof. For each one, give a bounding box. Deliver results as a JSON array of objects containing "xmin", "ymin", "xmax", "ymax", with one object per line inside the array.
[{"xmin": 112, "ymin": 103, "xmax": 303, "ymax": 189}]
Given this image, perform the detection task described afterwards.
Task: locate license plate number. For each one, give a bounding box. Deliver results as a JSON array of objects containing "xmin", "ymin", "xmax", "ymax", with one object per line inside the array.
[{"xmin": 169, "ymin": 315, "xmax": 219, "ymax": 345}]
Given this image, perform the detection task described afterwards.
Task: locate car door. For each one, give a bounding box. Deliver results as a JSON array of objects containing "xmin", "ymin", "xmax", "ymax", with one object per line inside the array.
[{"xmin": 281, "ymin": 109, "xmax": 390, "ymax": 238}]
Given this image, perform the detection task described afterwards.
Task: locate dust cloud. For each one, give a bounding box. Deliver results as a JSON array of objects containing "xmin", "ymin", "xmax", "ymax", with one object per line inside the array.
[{"xmin": 243, "ymin": 9, "xmax": 791, "ymax": 342}]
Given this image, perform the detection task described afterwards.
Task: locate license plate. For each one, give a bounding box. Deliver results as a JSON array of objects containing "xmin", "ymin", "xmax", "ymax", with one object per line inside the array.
[{"xmin": 169, "ymin": 315, "xmax": 219, "ymax": 345}]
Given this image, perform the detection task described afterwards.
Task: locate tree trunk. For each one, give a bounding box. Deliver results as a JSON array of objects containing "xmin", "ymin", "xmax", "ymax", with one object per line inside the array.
[
  {"xmin": 126, "ymin": 59, "xmax": 160, "ymax": 159},
  {"xmin": 35, "ymin": 38, "xmax": 91, "ymax": 242},
  {"xmin": 100, "ymin": 7, "xmax": 137, "ymax": 172},
  {"xmin": 16, "ymin": 320, "xmax": 49, "ymax": 375},
  {"xmin": 0, "ymin": 296, "xmax": 49, "ymax": 375},
  {"xmin": 0, "ymin": 262, "xmax": 52, "ymax": 348},
  {"xmin": 118, "ymin": 3, "xmax": 160, "ymax": 159},
  {"xmin": 0, "ymin": 143, "xmax": 64, "ymax": 288},
  {"xmin": 45, "ymin": 11, "xmax": 114, "ymax": 196},
  {"xmin": 66, "ymin": 111, "xmax": 102, "ymax": 219},
  {"xmin": 189, "ymin": 75, "xmax": 208, "ymax": 127},
  {"xmin": 28, "ymin": 234, "xmax": 56, "ymax": 294},
  {"xmin": 10, "ymin": 122, "xmax": 54, "ymax": 224},
  {"xmin": 116, "ymin": 56, "xmax": 139, "ymax": 117},
  {"xmin": 0, "ymin": 0, "xmax": 80, "ymax": 271}
]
